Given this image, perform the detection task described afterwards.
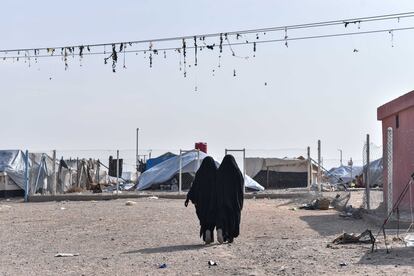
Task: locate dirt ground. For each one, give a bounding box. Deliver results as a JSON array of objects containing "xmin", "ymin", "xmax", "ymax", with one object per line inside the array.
[{"xmin": 1, "ymin": 196, "xmax": 413, "ymax": 276}]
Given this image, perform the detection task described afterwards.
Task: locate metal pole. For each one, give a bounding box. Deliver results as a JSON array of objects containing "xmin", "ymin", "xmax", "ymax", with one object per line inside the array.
[
  {"xmin": 307, "ymin": 146, "xmax": 311, "ymax": 190},
  {"xmin": 97, "ymin": 159, "xmax": 100, "ymax": 185},
  {"xmin": 136, "ymin": 128, "xmax": 139, "ymax": 172},
  {"xmin": 243, "ymin": 148, "xmax": 246, "ymax": 194},
  {"xmin": 52, "ymin": 150, "xmax": 57, "ymax": 195},
  {"xmin": 338, "ymin": 149, "xmax": 343, "ymax": 166},
  {"xmin": 76, "ymin": 158, "xmax": 79, "ymax": 187},
  {"xmin": 317, "ymin": 140, "xmax": 321, "ymax": 192},
  {"xmin": 197, "ymin": 149, "xmax": 200, "ymax": 171},
  {"xmin": 366, "ymin": 134, "xmax": 371, "ymax": 210},
  {"xmin": 387, "ymin": 127, "xmax": 393, "ymax": 215},
  {"xmin": 179, "ymin": 150, "xmax": 183, "ymax": 194},
  {"xmin": 24, "ymin": 150, "xmax": 29, "ymax": 202},
  {"xmin": 116, "ymin": 150, "xmax": 120, "ymax": 194}
]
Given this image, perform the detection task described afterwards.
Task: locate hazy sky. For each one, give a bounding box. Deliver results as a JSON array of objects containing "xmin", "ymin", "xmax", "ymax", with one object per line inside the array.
[{"xmin": 1, "ymin": 0, "xmax": 414, "ymax": 169}]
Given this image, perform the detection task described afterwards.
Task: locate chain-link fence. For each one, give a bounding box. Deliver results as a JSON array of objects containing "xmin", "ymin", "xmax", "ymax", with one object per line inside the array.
[{"xmin": 362, "ymin": 137, "xmax": 384, "ymax": 210}]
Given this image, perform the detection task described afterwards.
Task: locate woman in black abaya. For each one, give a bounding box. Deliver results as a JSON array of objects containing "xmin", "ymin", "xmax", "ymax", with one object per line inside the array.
[
  {"xmin": 216, "ymin": 155, "xmax": 244, "ymax": 244},
  {"xmin": 185, "ymin": 156, "xmax": 217, "ymax": 244}
]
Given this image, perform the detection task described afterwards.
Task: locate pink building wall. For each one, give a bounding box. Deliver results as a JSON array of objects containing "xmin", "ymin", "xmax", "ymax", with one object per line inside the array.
[{"xmin": 378, "ymin": 91, "xmax": 414, "ymax": 210}]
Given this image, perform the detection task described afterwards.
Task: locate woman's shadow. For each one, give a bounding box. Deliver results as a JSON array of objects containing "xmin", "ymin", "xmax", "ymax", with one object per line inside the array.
[{"xmin": 122, "ymin": 244, "xmax": 206, "ymax": 255}]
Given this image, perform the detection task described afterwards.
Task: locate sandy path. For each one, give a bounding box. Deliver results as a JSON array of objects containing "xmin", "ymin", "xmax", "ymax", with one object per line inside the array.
[{"xmin": 0, "ymin": 198, "xmax": 413, "ymax": 275}]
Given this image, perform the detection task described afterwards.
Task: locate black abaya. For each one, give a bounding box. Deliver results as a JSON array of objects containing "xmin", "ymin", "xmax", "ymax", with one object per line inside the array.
[
  {"xmin": 185, "ymin": 156, "xmax": 217, "ymax": 241},
  {"xmin": 216, "ymin": 155, "xmax": 244, "ymax": 243}
]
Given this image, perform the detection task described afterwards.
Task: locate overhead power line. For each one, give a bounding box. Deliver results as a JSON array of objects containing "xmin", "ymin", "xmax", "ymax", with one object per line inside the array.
[
  {"xmin": 2, "ymin": 26, "xmax": 413, "ymax": 60},
  {"xmin": 0, "ymin": 11, "xmax": 413, "ymax": 54}
]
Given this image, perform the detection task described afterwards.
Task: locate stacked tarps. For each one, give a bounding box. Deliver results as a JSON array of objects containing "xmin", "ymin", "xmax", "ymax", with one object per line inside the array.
[
  {"xmin": 137, "ymin": 151, "xmax": 264, "ymax": 191},
  {"xmin": 327, "ymin": 165, "xmax": 363, "ymax": 184}
]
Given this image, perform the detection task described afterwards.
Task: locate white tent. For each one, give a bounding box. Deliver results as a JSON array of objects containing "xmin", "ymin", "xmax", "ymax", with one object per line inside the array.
[{"xmin": 137, "ymin": 151, "xmax": 264, "ymax": 191}]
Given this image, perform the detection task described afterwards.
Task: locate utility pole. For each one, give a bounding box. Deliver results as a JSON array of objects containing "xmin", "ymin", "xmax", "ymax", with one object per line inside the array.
[
  {"xmin": 317, "ymin": 140, "xmax": 321, "ymax": 192},
  {"xmin": 136, "ymin": 128, "xmax": 139, "ymax": 172},
  {"xmin": 338, "ymin": 149, "xmax": 343, "ymax": 166}
]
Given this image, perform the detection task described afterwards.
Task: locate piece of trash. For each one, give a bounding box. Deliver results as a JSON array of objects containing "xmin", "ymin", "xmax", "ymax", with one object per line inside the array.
[
  {"xmin": 404, "ymin": 234, "xmax": 414, "ymax": 247},
  {"xmin": 60, "ymin": 207, "xmax": 66, "ymax": 210},
  {"xmin": 125, "ymin": 201, "xmax": 137, "ymax": 206},
  {"xmin": 158, "ymin": 263, "xmax": 167, "ymax": 269},
  {"xmin": 55, "ymin": 253, "xmax": 80, "ymax": 257},
  {"xmin": 299, "ymin": 197, "xmax": 330, "ymax": 210},
  {"xmin": 279, "ymin": 266, "xmax": 286, "ymax": 272},
  {"xmin": 339, "ymin": 262, "xmax": 347, "ymax": 267},
  {"xmin": 208, "ymin": 260, "xmax": 217, "ymax": 266},
  {"xmin": 289, "ymin": 207, "xmax": 297, "ymax": 211},
  {"xmin": 333, "ymin": 229, "xmax": 375, "ymax": 246},
  {"xmin": 326, "ymin": 244, "xmax": 339, "ymax": 249},
  {"xmin": 148, "ymin": 196, "xmax": 159, "ymax": 200}
]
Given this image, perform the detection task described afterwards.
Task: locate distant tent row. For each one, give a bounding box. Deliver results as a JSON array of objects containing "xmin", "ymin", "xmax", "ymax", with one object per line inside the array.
[
  {"xmin": 327, "ymin": 158, "xmax": 383, "ymax": 187},
  {"xmin": 0, "ymin": 150, "xmax": 114, "ymax": 196},
  {"xmin": 245, "ymin": 157, "xmax": 318, "ymax": 189},
  {"xmin": 137, "ymin": 151, "xmax": 265, "ymax": 191}
]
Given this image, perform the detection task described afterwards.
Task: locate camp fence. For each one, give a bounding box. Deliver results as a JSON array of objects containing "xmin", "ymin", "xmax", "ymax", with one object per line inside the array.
[
  {"xmin": 1, "ymin": 146, "xmax": 371, "ymax": 197},
  {"xmin": 362, "ymin": 137, "xmax": 384, "ymax": 210}
]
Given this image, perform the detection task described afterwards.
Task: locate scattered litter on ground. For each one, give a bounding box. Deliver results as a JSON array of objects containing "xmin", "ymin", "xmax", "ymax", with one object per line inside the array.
[
  {"xmin": 125, "ymin": 201, "xmax": 137, "ymax": 206},
  {"xmin": 208, "ymin": 260, "xmax": 217, "ymax": 266},
  {"xmin": 326, "ymin": 244, "xmax": 339, "ymax": 249},
  {"xmin": 331, "ymin": 193, "xmax": 350, "ymax": 211},
  {"xmin": 404, "ymin": 234, "xmax": 414, "ymax": 247},
  {"xmin": 158, "ymin": 263, "xmax": 167, "ymax": 269},
  {"xmin": 339, "ymin": 262, "xmax": 348, "ymax": 267},
  {"xmin": 55, "ymin": 253, "xmax": 80, "ymax": 257},
  {"xmin": 289, "ymin": 207, "xmax": 297, "ymax": 211},
  {"xmin": 339, "ymin": 206, "xmax": 362, "ymax": 219},
  {"xmin": 148, "ymin": 196, "xmax": 159, "ymax": 200},
  {"xmin": 333, "ymin": 229, "xmax": 375, "ymax": 246},
  {"xmin": 299, "ymin": 198, "xmax": 330, "ymax": 210},
  {"xmin": 60, "ymin": 207, "xmax": 66, "ymax": 210}
]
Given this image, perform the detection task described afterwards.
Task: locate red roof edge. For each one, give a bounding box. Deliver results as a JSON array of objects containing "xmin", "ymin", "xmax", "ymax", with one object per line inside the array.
[{"xmin": 377, "ymin": 90, "xmax": 414, "ymax": 121}]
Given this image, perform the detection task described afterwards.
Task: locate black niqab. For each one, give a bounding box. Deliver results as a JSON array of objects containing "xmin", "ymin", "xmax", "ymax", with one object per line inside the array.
[
  {"xmin": 216, "ymin": 155, "xmax": 244, "ymax": 242},
  {"xmin": 186, "ymin": 156, "xmax": 217, "ymax": 240}
]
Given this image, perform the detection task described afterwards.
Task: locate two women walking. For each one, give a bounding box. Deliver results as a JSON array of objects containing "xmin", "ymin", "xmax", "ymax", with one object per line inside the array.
[{"xmin": 185, "ymin": 155, "xmax": 244, "ymax": 244}]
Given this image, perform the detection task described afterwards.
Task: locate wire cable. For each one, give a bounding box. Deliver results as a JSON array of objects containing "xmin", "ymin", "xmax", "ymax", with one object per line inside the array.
[{"xmin": 0, "ymin": 11, "xmax": 413, "ymax": 54}]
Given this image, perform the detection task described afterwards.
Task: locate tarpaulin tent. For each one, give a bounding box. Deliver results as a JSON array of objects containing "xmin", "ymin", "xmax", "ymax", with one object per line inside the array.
[
  {"xmin": 0, "ymin": 150, "xmax": 55, "ymax": 195},
  {"xmin": 245, "ymin": 157, "xmax": 318, "ymax": 189},
  {"xmin": 327, "ymin": 165, "xmax": 363, "ymax": 184},
  {"xmin": 137, "ymin": 151, "xmax": 264, "ymax": 191},
  {"xmin": 146, "ymin": 152, "xmax": 177, "ymax": 170}
]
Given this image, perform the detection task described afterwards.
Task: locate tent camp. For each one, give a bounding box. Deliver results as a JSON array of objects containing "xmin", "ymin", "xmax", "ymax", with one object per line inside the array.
[
  {"xmin": 245, "ymin": 157, "xmax": 317, "ymax": 189},
  {"xmin": 0, "ymin": 150, "xmax": 55, "ymax": 196},
  {"xmin": 137, "ymin": 151, "xmax": 264, "ymax": 191},
  {"xmin": 327, "ymin": 158, "xmax": 383, "ymax": 187},
  {"xmin": 327, "ymin": 165, "xmax": 363, "ymax": 185}
]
